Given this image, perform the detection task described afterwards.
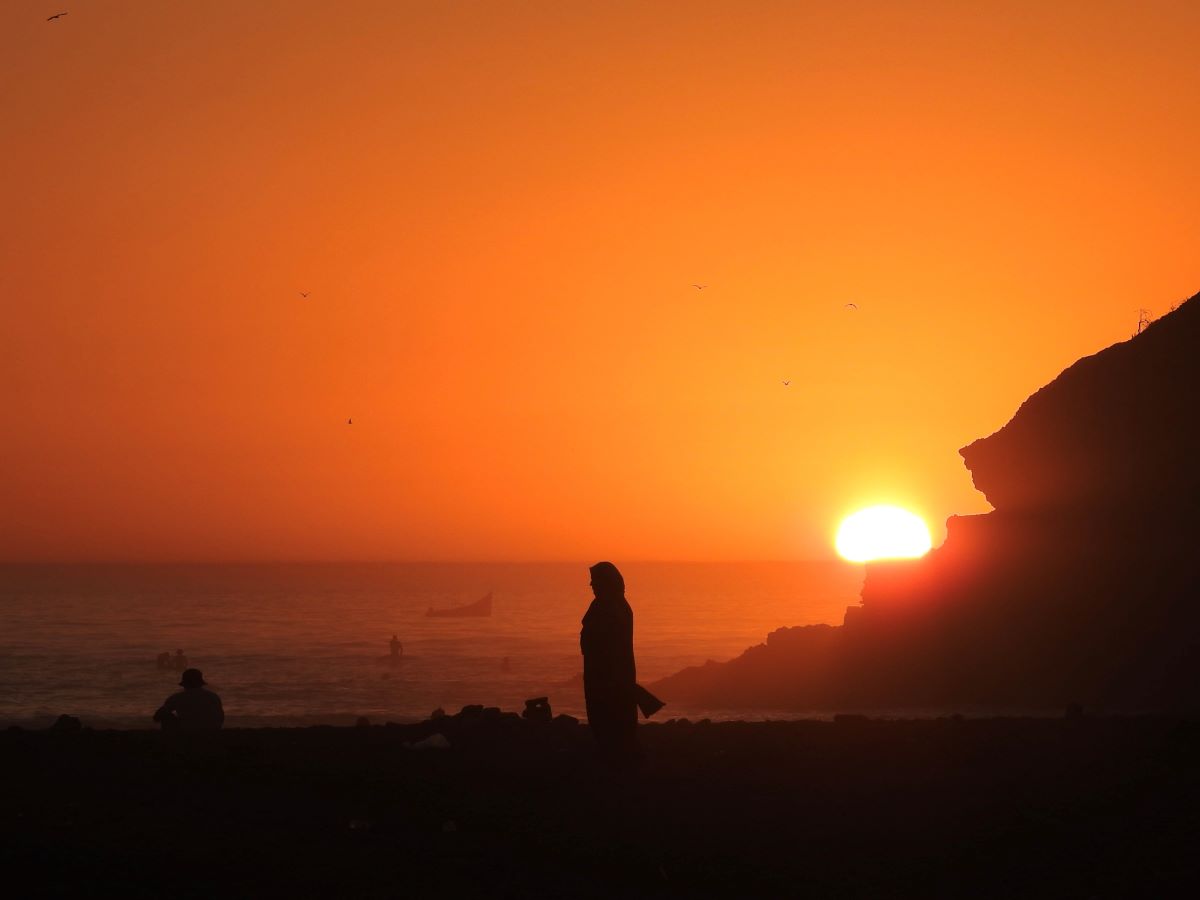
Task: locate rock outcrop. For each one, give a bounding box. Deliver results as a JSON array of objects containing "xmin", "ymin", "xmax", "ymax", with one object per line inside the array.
[
  {"xmin": 961, "ymin": 295, "xmax": 1200, "ymax": 512},
  {"xmin": 653, "ymin": 293, "xmax": 1200, "ymax": 711}
]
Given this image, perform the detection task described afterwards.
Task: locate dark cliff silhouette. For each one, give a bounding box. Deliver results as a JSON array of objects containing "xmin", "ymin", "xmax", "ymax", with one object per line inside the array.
[{"xmin": 654, "ymin": 293, "xmax": 1200, "ymax": 711}]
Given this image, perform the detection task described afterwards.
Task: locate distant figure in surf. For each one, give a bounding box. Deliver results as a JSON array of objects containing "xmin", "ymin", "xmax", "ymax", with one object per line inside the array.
[
  {"xmin": 581, "ymin": 561, "xmax": 639, "ymax": 765},
  {"xmin": 391, "ymin": 633, "xmax": 405, "ymax": 672},
  {"xmin": 172, "ymin": 649, "xmax": 188, "ymax": 671},
  {"xmin": 153, "ymin": 668, "xmax": 224, "ymax": 732}
]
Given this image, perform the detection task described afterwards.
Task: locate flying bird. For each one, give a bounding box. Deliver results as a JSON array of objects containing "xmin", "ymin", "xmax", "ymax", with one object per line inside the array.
[
  {"xmin": 299, "ymin": 292, "xmax": 310, "ymax": 298},
  {"xmin": 47, "ymin": 12, "xmax": 68, "ymax": 20},
  {"xmin": 692, "ymin": 284, "xmax": 707, "ymax": 290},
  {"xmin": 782, "ymin": 380, "xmax": 791, "ymax": 387},
  {"xmin": 844, "ymin": 303, "xmax": 858, "ymax": 310},
  {"xmin": 347, "ymin": 418, "xmax": 353, "ymax": 425}
]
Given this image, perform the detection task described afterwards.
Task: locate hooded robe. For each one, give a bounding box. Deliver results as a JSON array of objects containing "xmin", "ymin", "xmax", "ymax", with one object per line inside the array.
[{"xmin": 581, "ymin": 561, "xmax": 639, "ymax": 759}]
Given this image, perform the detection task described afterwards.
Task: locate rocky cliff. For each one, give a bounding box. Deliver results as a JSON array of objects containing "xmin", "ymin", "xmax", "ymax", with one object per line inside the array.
[
  {"xmin": 961, "ymin": 295, "xmax": 1200, "ymax": 512},
  {"xmin": 654, "ymin": 292, "xmax": 1200, "ymax": 711}
]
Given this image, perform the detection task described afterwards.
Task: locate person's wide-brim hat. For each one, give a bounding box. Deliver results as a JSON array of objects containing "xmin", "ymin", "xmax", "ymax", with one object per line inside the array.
[{"xmin": 179, "ymin": 668, "xmax": 206, "ymax": 687}]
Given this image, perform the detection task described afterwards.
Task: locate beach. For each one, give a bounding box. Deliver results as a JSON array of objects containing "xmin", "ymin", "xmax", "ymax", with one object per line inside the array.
[{"xmin": 5, "ymin": 714, "xmax": 1197, "ymax": 898}]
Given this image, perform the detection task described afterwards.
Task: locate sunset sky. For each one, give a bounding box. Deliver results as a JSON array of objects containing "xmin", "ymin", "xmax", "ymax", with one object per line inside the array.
[{"xmin": 3, "ymin": 0, "xmax": 1199, "ymax": 562}]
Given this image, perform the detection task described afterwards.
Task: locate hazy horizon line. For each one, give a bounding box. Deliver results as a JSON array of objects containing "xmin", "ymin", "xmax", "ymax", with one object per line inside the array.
[{"xmin": 0, "ymin": 556, "xmax": 857, "ymax": 567}]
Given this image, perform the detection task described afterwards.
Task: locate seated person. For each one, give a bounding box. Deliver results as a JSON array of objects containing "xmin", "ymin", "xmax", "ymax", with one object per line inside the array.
[{"xmin": 154, "ymin": 668, "xmax": 224, "ymax": 731}]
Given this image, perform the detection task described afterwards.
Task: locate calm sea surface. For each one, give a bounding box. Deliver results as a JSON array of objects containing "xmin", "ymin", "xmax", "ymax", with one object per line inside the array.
[{"xmin": 0, "ymin": 562, "xmax": 862, "ymax": 727}]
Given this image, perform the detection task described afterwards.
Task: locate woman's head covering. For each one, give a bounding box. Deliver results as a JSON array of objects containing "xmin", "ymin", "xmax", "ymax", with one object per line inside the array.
[{"xmin": 589, "ymin": 561, "xmax": 625, "ymax": 598}]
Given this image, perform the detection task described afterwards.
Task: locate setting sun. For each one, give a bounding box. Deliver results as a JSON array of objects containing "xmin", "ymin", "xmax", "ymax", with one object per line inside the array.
[{"xmin": 835, "ymin": 506, "xmax": 933, "ymax": 563}]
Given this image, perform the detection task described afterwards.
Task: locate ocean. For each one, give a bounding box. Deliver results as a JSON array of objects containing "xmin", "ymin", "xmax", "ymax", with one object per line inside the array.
[{"xmin": 0, "ymin": 561, "xmax": 862, "ymax": 727}]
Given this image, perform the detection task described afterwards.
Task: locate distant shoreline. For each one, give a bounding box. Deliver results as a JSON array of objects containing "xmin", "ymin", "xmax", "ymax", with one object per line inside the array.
[{"xmin": 0, "ymin": 706, "xmax": 1170, "ymax": 732}]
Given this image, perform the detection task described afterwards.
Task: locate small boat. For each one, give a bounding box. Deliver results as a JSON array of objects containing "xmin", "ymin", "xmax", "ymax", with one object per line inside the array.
[{"xmin": 426, "ymin": 591, "xmax": 493, "ymax": 618}]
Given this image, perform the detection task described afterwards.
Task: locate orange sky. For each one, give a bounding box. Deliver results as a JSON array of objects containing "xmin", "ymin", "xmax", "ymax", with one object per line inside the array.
[{"xmin": 3, "ymin": 1, "xmax": 1199, "ymax": 562}]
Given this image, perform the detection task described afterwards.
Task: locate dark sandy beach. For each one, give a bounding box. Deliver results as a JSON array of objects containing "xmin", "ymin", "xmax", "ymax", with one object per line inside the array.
[{"xmin": 4, "ymin": 714, "xmax": 1198, "ymax": 898}]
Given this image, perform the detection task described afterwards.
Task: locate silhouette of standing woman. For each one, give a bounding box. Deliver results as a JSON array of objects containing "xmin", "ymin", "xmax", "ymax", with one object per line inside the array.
[{"xmin": 581, "ymin": 561, "xmax": 638, "ymax": 765}]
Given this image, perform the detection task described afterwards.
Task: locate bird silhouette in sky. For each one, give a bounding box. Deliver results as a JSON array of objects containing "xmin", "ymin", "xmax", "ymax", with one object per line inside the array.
[
  {"xmin": 47, "ymin": 12, "xmax": 68, "ymax": 20},
  {"xmin": 692, "ymin": 284, "xmax": 707, "ymax": 290},
  {"xmin": 782, "ymin": 380, "xmax": 791, "ymax": 386},
  {"xmin": 299, "ymin": 292, "xmax": 310, "ymax": 298},
  {"xmin": 347, "ymin": 418, "xmax": 353, "ymax": 425},
  {"xmin": 844, "ymin": 303, "xmax": 859, "ymax": 310}
]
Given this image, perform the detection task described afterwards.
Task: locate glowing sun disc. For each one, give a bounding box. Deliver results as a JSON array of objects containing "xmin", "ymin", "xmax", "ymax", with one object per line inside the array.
[{"xmin": 835, "ymin": 505, "xmax": 932, "ymax": 562}]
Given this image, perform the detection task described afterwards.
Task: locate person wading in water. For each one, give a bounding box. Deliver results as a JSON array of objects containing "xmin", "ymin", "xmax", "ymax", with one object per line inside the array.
[{"xmin": 580, "ymin": 561, "xmax": 640, "ymax": 766}]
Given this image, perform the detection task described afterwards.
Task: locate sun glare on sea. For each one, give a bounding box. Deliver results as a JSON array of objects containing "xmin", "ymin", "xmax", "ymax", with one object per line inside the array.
[{"xmin": 835, "ymin": 505, "xmax": 933, "ymax": 563}]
